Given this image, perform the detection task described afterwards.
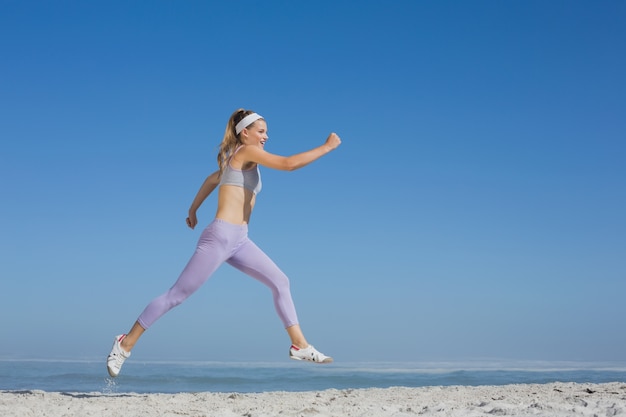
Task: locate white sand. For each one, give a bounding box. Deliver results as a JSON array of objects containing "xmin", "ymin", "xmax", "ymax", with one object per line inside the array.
[{"xmin": 1, "ymin": 382, "xmax": 625, "ymax": 417}]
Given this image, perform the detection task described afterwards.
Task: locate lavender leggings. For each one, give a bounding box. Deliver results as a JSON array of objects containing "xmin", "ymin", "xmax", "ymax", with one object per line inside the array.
[{"xmin": 137, "ymin": 219, "xmax": 299, "ymax": 329}]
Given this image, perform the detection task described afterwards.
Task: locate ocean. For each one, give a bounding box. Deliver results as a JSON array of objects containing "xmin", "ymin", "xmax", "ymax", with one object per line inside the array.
[{"xmin": 1, "ymin": 360, "xmax": 625, "ymax": 394}]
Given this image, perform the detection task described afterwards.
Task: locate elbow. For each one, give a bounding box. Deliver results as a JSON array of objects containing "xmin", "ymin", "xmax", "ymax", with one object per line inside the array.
[{"xmin": 283, "ymin": 158, "xmax": 300, "ymax": 171}]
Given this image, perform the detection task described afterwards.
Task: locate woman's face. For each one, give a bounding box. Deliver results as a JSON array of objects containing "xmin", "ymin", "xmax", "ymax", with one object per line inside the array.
[{"xmin": 242, "ymin": 119, "xmax": 268, "ymax": 149}]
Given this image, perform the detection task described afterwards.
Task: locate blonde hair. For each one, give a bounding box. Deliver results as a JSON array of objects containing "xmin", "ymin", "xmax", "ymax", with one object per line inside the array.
[{"xmin": 217, "ymin": 108, "xmax": 264, "ymax": 176}]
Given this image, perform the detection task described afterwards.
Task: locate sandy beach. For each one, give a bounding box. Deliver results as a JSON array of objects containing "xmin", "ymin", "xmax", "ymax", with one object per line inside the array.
[{"xmin": 1, "ymin": 382, "xmax": 624, "ymax": 417}]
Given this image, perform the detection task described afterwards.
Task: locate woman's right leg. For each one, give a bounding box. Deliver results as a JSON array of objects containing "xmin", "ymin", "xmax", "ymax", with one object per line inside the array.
[
  {"xmin": 118, "ymin": 321, "xmax": 145, "ymax": 352},
  {"xmin": 120, "ymin": 220, "xmax": 238, "ymax": 351}
]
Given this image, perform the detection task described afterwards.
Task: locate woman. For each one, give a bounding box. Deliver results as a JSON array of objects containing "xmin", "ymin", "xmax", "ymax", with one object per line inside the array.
[{"xmin": 107, "ymin": 109, "xmax": 341, "ymax": 377}]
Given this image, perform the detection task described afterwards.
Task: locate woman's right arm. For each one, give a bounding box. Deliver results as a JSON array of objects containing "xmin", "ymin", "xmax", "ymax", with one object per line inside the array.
[
  {"xmin": 242, "ymin": 132, "xmax": 341, "ymax": 171},
  {"xmin": 186, "ymin": 170, "xmax": 220, "ymax": 229}
]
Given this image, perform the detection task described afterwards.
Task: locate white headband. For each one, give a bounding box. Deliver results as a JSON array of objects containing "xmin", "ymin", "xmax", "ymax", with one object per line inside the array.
[{"xmin": 235, "ymin": 113, "xmax": 263, "ymax": 135}]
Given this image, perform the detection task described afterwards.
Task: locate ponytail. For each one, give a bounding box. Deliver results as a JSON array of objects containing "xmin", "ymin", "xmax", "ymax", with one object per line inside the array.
[{"xmin": 217, "ymin": 109, "xmax": 257, "ymax": 176}]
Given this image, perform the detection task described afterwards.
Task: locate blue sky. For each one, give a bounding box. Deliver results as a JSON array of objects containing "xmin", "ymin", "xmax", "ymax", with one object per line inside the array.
[{"xmin": 1, "ymin": 1, "xmax": 624, "ymax": 364}]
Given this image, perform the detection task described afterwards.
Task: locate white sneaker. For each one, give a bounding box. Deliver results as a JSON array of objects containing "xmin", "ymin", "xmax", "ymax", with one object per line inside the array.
[
  {"xmin": 289, "ymin": 344, "xmax": 333, "ymax": 363},
  {"xmin": 107, "ymin": 334, "xmax": 131, "ymax": 377}
]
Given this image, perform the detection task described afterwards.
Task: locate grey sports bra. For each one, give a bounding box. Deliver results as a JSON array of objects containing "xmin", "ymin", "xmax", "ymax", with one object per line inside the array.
[{"xmin": 219, "ymin": 147, "xmax": 262, "ymax": 195}]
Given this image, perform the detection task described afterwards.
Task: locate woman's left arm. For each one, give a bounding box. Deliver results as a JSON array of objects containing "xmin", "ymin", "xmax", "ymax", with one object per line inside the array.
[{"xmin": 186, "ymin": 170, "xmax": 220, "ymax": 229}]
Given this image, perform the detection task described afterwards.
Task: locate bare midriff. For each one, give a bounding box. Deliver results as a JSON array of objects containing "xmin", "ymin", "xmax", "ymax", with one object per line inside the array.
[{"xmin": 214, "ymin": 185, "xmax": 256, "ymax": 224}]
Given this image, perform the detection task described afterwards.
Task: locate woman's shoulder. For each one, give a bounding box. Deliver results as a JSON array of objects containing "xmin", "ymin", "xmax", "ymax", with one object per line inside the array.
[
  {"xmin": 231, "ymin": 145, "xmax": 260, "ymax": 168},
  {"xmin": 235, "ymin": 144, "xmax": 265, "ymax": 159}
]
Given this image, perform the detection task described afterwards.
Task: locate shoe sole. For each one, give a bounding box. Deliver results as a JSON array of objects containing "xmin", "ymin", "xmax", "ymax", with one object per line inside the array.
[{"xmin": 289, "ymin": 354, "xmax": 333, "ymax": 364}]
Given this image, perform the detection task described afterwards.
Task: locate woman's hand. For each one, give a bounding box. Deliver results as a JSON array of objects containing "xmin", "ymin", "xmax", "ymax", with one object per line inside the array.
[
  {"xmin": 186, "ymin": 212, "xmax": 198, "ymax": 229},
  {"xmin": 325, "ymin": 132, "xmax": 341, "ymax": 150}
]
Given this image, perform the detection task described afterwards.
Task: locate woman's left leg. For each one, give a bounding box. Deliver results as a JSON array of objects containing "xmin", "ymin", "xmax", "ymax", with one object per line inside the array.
[
  {"xmin": 227, "ymin": 237, "xmax": 332, "ymax": 363},
  {"xmin": 227, "ymin": 237, "xmax": 299, "ymax": 329}
]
